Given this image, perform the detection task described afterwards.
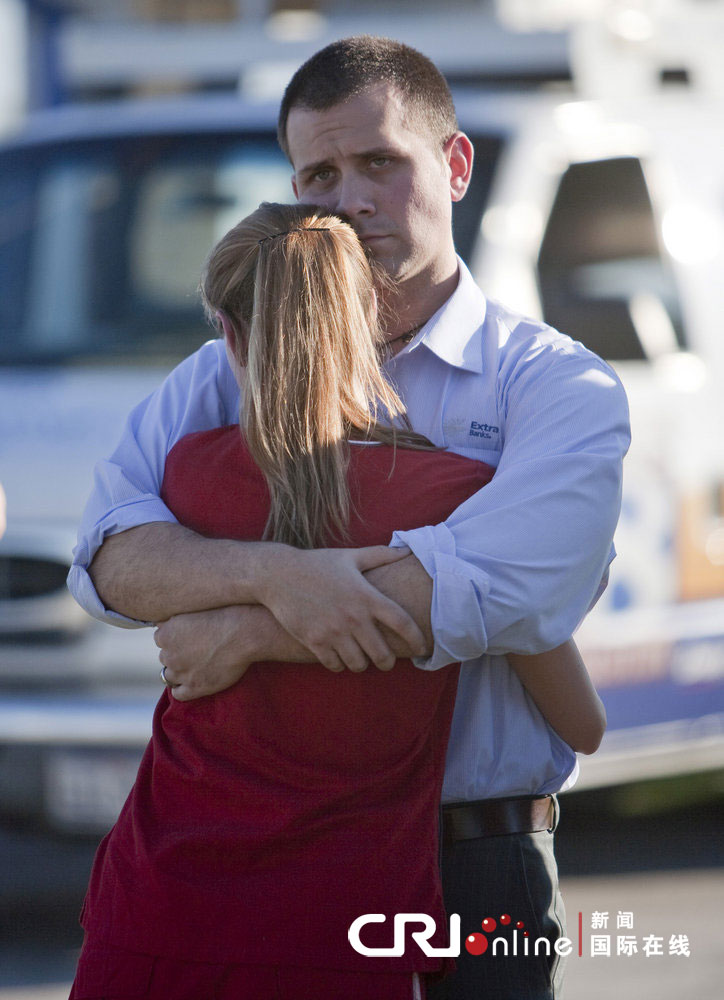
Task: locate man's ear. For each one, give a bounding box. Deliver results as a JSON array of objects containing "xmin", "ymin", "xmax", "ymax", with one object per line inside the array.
[
  {"xmin": 445, "ymin": 132, "xmax": 474, "ymax": 203},
  {"xmin": 291, "ymin": 174, "xmax": 299, "ymax": 200}
]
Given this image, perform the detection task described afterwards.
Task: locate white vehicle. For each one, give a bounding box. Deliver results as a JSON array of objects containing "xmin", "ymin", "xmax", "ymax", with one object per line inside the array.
[
  {"xmin": 0, "ymin": 98, "xmax": 295, "ymax": 901},
  {"xmin": 1, "ymin": 82, "xmax": 722, "ymax": 895}
]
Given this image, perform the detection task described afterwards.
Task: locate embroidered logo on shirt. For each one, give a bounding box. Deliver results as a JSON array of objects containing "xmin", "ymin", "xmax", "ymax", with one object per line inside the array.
[{"xmin": 469, "ymin": 421, "xmax": 500, "ymax": 440}]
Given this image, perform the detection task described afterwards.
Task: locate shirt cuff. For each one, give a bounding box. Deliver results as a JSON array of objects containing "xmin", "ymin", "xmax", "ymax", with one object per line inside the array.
[
  {"xmin": 390, "ymin": 523, "xmax": 490, "ymax": 670},
  {"xmin": 66, "ymin": 563, "xmax": 152, "ymax": 629},
  {"xmin": 68, "ymin": 495, "xmax": 178, "ymax": 629}
]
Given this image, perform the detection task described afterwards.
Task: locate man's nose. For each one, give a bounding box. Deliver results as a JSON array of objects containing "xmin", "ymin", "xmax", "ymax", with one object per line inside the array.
[{"xmin": 333, "ymin": 174, "xmax": 375, "ymax": 220}]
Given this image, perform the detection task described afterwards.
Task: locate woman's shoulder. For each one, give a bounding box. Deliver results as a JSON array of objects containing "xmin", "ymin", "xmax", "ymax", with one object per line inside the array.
[{"xmin": 346, "ymin": 443, "xmax": 495, "ymax": 543}]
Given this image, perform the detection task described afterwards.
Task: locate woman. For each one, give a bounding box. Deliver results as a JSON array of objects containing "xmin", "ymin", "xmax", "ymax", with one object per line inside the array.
[{"xmin": 70, "ymin": 204, "xmax": 604, "ymax": 1000}]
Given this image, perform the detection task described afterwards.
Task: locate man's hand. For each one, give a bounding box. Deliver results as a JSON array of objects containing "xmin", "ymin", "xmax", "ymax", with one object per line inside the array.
[
  {"xmin": 257, "ymin": 545, "xmax": 428, "ymax": 674},
  {"xmin": 154, "ymin": 551, "xmax": 435, "ymax": 700},
  {"xmin": 89, "ymin": 528, "xmax": 427, "ymax": 677},
  {"xmin": 155, "ymin": 606, "xmax": 257, "ymax": 701}
]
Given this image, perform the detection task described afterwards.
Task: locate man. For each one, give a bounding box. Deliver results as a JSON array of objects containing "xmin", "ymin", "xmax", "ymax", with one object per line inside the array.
[{"xmin": 69, "ymin": 36, "xmax": 630, "ymax": 999}]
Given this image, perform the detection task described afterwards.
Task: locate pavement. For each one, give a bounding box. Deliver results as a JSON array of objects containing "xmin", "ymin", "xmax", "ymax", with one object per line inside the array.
[
  {"xmin": 1, "ymin": 789, "xmax": 722, "ymax": 999},
  {"xmin": 560, "ymin": 868, "xmax": 722, "ymax": 1000}
]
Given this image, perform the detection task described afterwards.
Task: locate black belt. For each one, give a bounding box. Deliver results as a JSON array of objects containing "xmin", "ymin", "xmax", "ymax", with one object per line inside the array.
[{"xmin": 442, "ymin": 794, "xmax": 557, "ymax": 843}]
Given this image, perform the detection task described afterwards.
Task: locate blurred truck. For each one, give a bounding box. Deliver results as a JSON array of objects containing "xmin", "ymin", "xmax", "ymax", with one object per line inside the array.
[{"xmin": 1, "ymin": 82, "xmax": 723, "ymax": 898}]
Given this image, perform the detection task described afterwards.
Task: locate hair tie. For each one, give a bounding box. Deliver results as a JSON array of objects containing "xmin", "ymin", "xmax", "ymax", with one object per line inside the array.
[{"xmin": 258, "ymin": 227, "xmax": 330, "ymax": 246}]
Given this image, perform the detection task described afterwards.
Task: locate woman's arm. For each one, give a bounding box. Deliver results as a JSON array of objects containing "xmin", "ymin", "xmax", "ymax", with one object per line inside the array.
[{"xmin": 506, "ymin": 640, "xmax": 606, "ymax": 754}]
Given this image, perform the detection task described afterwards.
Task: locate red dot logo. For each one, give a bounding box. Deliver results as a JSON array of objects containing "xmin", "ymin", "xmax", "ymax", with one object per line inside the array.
[
  {"xmin": 465, "ymin": 933, "xmax": 489, "ymax": 955},
  {"xmin": 465, "ymin": 912, "xmax": 528, "ymax": 956}
]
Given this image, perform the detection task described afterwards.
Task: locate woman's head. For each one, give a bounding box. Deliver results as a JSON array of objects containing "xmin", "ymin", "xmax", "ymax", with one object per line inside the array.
[
  {"xmin": 201, "ymin": 203, "xmax": 390, "ymax": 431},
  {"xmin": 200, "ymin": 202, "xmax": 378, "ymax": 350},
  {"xmin": 200, "ymin": 202, "xmax": 430, "ymax": 548}
]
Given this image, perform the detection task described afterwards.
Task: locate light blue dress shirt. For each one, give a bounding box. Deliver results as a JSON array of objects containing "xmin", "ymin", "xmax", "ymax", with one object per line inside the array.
[{"xmin": 68, "ymin": 260, "xmax": 630, "ymax": 802}]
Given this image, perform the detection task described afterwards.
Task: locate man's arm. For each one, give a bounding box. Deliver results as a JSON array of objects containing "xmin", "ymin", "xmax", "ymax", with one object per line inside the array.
[
  {"xmin": 69, "ymin": 337, "xmax": 428, "ymax": 670},
  {"xmin": 67, "ymin": 338, "xmax": 238, "ymax": 628},
  {"xmin": 391, "ymin": 348, "xmax": 631, "ymax": 666},
  {"xmin": 155, "ymin": 552, "xmax": 433, "ymax": 700},
  {"xmin": 90, "ymin": 523, "xmax": 253, "ymax": 622},
  {"xmin": 71, "ymin": 331, "xmax": 629, "ymax": 675},
  {"xmin": 91, "ymin": 525, "xmax": 428, "ymax": 672}
]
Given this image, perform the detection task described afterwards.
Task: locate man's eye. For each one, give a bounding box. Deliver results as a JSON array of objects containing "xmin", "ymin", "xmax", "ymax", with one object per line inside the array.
[
  {"xmin": 312, "ymin": 169, "xmax": 332, "ymax": 183},
  {"xmin": 370, "ymin": 157, "xmax": 390, "ymax": 168}
]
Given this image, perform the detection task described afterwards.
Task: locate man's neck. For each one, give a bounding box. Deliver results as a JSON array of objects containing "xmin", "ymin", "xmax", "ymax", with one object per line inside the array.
[{"xmin": 381, "ymin": 259, "xmax": 461, "ymax": 356}]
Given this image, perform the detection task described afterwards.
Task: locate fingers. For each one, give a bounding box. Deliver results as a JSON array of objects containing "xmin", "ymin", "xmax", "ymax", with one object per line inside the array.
[
  {"xmin": 153, "ymin": 608, "xmax": 253, "ymax": 700},
  {"xmin": 311, "ymin": 648, "xmax": 347, "ymax": 673},
  {"xmin": 158, "ymin": 654, "xmax": 178, "ymax": 690},
  {"xmin": 154, "ymin": 620, "xmax": 173, "ymax": 648},
  {"xmin": 299, "ymin": 586, "xmax": 425, "ymax": 671},
  {"xmin": 164, "ymin": 678, "xmax": 201, "ymax": 700},
  {"xmin": 312, "ymin": 616, "xmax": 402, "ymax": 673},
  {"xmin": 373, "ymin": 594, "xmax": 428, "ymax": 658},
  {"xmin": 157, "ymin": 631, "xmax": 182, "ymax": 690},
  {"xmin": 353, "ymin": 625, "xmax": 396, "ymax": 671},
  {"xmin": 170, "ymin": 684, "xmax": 192, "ymax": 702},
  {"xmin": 352, "ymin": 545, "xmax": 411, "ymax": 573},
  {"xmin": 331, "ymin": 636, "xmax": 369, "ymax": 674}
]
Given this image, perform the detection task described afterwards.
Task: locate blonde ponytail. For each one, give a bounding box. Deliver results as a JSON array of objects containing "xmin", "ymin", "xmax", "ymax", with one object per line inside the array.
[{"xmin": 200, "ymin": 203, "xmax": 433, "ymax": 548}]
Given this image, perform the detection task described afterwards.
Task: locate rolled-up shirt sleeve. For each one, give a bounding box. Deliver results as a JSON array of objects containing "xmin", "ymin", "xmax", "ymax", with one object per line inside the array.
[
  {"xmin": 392, "ymin": 348, "xmax": 631, "ymax": 667},
  {"xmin": 67, "ymin": 340, "xmax": 239, "ymax": 627}
]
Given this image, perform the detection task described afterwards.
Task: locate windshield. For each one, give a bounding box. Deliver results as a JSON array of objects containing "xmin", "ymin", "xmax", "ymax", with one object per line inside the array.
[
  {"xmin": 0, "ymin": 129, "xmax": 502, "ymax": 366},
  {"xmin": 0, "ymin": 133, "xmax": 293, "ymax": 365}
]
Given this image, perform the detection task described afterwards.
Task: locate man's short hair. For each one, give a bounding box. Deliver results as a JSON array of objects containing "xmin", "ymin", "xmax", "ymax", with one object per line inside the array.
[{"xmin": 277, "ymin": 35, "xmax": 458, "ymax": 160}]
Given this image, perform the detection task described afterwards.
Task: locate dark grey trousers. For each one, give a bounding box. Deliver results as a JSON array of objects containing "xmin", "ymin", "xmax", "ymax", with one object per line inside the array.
[{"xmin": 428, "ymin": 803, "xmax": 566, "ymax": 1000}]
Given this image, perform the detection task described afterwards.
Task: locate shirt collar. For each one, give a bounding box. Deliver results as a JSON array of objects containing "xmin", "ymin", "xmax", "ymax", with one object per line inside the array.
[{"xmin": 399, "ymin": 257, "xmax": 487, "ymax": 374}]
